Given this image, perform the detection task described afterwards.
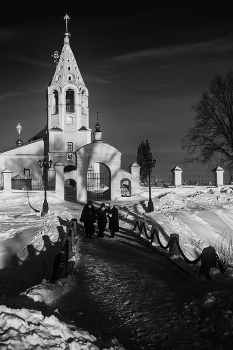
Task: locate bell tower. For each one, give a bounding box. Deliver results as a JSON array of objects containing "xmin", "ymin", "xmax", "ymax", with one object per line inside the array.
[{"xmin": 47, "ymin": 14, "xmax": 91, "ymax": 165}]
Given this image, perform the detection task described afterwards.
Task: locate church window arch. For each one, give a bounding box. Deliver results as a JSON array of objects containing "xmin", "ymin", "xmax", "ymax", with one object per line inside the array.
[
  {"xmin": 66, "ymin": 88, "xmax": 75, "ymax": 112},
  {"xmin": 52, "ymin": 90, "xmax": 58, "ymax": 114},
  {"xmin": 67, "ymin": 66, "xmax": 71, "ymax": 71},
  {"xmin": 67, "ymin": 74, "xmax": 73, "ymax": 82}
]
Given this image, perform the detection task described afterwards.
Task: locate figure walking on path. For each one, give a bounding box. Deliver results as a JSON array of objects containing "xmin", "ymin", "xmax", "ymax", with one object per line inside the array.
[
  {"xmin": 95, "ymin": 203, "xmax": 108, "ymax": 238},
  {"xmin": 80, "ymin": 200, "xmax": 96, "ymax": 239},
  {"xmin": 107, "ymin": 202, "xmax": 119, "ymax": 238}
]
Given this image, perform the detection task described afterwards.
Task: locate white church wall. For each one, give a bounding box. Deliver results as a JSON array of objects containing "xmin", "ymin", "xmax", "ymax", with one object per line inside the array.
[{"xmin": 0, "ymin": 141, "xmax": 44, "ymax": 178}]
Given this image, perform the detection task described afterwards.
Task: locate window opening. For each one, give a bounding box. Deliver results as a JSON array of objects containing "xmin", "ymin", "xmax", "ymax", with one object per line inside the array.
[
  {"xmin": 52, "ymin": 90, "xmax": 58, "ymax": 114},
  {"xmin": 66, "ymin": 89, "xmax": 74, "ymax": 112},
  {"xmin": 66, "ymin": 142, "xmax": 73, "ymax": 152}
]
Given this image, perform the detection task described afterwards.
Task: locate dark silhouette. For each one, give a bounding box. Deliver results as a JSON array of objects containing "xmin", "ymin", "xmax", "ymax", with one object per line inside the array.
[
  {"xmin": 95, "ymin": 203, "xmax": 108, "ymax": 238},
  {"xmin": 80, "ymin": 200, "xmax": 96, "ymax": 238},
  {"xmin": 181, "ymin": 70, "xmax": 233, "ymax": 171},
  {"xmin": 107, "ymin": 202, "xmax": 119, "ymax": 238}
]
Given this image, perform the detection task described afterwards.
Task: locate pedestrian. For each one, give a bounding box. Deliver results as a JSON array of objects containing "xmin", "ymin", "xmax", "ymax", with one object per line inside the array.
[
  {"xmin": 107, "ymin": 202, "xmax": 119, "ymax": 238},
  {"xmin": 95, "ymin": 203, "xmax": 108, "ymax": 238},
  {"xmin": 80, "ymin": 200, "xmax": 96, "ymax": 238}
]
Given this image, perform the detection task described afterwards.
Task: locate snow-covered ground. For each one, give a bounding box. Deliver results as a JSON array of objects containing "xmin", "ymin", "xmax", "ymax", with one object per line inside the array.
[
  {"xmin": 0, "ymin": 186, "xmax": 233, "ymax": 349},
  {"xmin": 117, "ymin": 186, "xmax": 233, "ymax": 263}
]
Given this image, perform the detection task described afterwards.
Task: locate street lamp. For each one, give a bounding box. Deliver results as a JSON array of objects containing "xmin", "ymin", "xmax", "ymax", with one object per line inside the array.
[
  {"xmin": 142, "ymin": 141, "xmax": 156, "ymax": 212},
  {"xmin": 38, "ymin": 156, "xmax": 53, "ymax": 216}
]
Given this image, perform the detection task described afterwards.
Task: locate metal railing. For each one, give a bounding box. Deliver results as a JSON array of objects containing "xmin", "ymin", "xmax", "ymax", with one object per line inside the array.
[{"xmin": 133, "ymin": 219, "xmax": 225, "ymax": 273}]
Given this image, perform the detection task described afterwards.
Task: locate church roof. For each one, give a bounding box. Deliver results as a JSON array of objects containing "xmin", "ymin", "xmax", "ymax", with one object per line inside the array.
[
  {"xmin": 28, "ymin": 128, "xmax": 46, "ymax": 143},
  {"xmin": 50, "ymin": 14, "xmax": 86, "ymax": 90}
]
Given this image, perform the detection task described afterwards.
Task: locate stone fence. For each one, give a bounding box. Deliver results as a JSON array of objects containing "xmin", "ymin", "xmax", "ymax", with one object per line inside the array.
[{"xmin": 143, "ymin": 165, "xmax": 230, "ymax": 187}]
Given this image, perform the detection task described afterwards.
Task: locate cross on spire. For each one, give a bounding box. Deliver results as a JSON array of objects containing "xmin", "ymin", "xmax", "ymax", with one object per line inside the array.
[
  {"xmin": 94, "ymin": 109, "xmax": 101, "ymax": 123},
  {"xmin": 64, "ymin": 13, "xmax": 70, "ymax": 32}
]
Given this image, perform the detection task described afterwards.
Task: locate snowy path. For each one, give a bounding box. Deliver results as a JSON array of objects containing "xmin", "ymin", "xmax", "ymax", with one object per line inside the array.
[{"xmin": 51, "ymin": 230, "xmax": 221, "ymax": 350}]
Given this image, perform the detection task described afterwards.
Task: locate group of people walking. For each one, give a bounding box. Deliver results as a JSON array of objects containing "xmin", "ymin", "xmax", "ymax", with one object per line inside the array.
[{"xmin": 80, "ymin": 201, "xmax": 119, "ymax": 239}]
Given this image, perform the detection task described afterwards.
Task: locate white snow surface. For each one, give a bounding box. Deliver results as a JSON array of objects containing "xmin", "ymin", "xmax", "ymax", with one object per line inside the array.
[{"xmin": 0, "ymin": 187, "xmax": 233, "ymax": 349}]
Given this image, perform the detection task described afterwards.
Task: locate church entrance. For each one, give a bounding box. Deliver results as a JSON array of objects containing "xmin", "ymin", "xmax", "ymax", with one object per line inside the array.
[
  {"xmin": 87, "ymin": 163, "xmax": 110, "ymax": 201},
  {"xmin": 64, "ymin": 179, "xmax": 76, "ymax": 202}
]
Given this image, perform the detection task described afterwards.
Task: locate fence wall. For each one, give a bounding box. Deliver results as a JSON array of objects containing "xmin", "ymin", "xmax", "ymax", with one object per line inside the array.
[{"xmin": 140, "ymin": 171, "xmax": 232, "ymax": 187}]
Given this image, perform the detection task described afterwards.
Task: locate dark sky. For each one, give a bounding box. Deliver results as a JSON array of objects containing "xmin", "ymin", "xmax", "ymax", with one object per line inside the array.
[{"xmin": 0, "ymin": 3, "xmax": 232, "ymax": 172}]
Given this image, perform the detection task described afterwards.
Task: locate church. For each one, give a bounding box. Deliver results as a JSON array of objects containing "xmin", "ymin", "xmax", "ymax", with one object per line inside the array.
[{"xmin": 0, "ymin": 14, "xmax": 140, "ymax": 203}]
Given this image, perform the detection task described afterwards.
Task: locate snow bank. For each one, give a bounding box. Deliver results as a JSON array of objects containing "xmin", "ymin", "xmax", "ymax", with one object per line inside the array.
[
  {"xmin": 23, "ymin": 276, "xmax": 73, "ymax": 304},
  {"xmin": 0, "ymin": 304, "xmax": 98, "ymax": 349}
]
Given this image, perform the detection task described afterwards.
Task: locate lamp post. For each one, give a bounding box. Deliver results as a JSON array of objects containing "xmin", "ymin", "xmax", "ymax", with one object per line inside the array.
[
  {"xmin": 38, "ymin": 156, "xmax": 52, "ymax": 216},
  {"xmin": 142, "ymin": 141, "xmax": 156, "ymax": 212}
]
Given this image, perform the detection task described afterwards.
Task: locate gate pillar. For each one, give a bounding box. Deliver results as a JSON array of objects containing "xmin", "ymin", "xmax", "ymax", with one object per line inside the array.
[
  {"xmin": 54, "ymin": 161, "xmax": 64, "ymax": 200},
  {"xmin": 1, "ymin": 168, "xmax": 13, "ymax": 196},
  {"xmin": 212, "ymin": 166, "xmax": 224, "ymax": 186},
  {"xmin": 76, "ymin": 176, "xmax": 87, "ymax": 203},
  {"xmin": 129, "ymin": 162, "xmax": 140, "ymax": 195},
  {"xmin": 171, "ymin": 166, "xmax": 182, "ymax": 186}
]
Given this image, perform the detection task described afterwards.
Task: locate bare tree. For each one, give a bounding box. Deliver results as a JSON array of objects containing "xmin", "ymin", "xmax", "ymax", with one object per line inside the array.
[{"xmin": 181, "ymin": 71, "xmax": 233, "ymax": 172}]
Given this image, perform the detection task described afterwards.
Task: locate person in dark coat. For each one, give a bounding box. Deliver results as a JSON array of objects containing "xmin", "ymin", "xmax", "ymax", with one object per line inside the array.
[
  {"xmin": 80, "ymin": 200, "xmax": 96, "ymax": 238},
  {"xmin": 107, "ymin": 202, "xmax": 119, "ymax": 238},
  {"xmin": 95, "ymin": 203, "xmax": 108, "ymax": 238}
]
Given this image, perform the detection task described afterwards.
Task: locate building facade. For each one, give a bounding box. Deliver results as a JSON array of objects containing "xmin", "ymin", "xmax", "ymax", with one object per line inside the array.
[{"xmin": 0, "ymin": 14, "xmax": 140, "ymax": 202}]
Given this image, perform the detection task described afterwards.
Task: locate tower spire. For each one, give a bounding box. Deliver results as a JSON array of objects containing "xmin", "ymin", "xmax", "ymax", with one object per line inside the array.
[
  {"xmin": 63, "ymin": 13, "xmax": 71, "ymax": 44},
  {"xmin": 94, "ymin": 109, "xmax": 101, "ymax": 131},
  {"xmin": 64, "ymin": 13, "xmax": 70, "ymax": 32}
]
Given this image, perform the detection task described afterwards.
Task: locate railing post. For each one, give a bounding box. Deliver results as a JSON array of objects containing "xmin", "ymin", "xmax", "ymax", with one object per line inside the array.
[
  {"xmin": 151, "ymin": 224, "xmax": 159, "ymax": 245},
  {"xmin": 67, "ymin": 229, "xmax": 73, "ymax": 260},
  {"xmin": 199, "ymin": 246, "xmax": 217, "ymax": 279},
  {"xmin": 169, "ymin": 233, "xmax": 180, "ymax": 257},
  {"xmin": 71, "ymin": 218, "xmax": 78, "ymax": 239}
]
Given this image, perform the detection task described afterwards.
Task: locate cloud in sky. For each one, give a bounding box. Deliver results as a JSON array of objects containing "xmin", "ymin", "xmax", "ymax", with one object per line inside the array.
[
  {"xmin": 111, "ymin": 38, "xmax": 233, "ymax": 62},
  {"xmin": 0, "ymin": 25, "xmax": 45, "ymax": 42},
  {"xmin": 0, "ymin": 53, "xmax": 53, "ymax": 68},
  {"xmin": 0, "ymin": 88, "xmax": 44, "ymax": 100},
  {"xmin": 85, "ymin": 74, "xmax": 112, "ymax": 85}
]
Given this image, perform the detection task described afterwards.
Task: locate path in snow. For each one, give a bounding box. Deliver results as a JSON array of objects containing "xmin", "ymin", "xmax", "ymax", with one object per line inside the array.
[{"xmin": 51, "ymin": 229, "xmax": 222, "ymax": 350}]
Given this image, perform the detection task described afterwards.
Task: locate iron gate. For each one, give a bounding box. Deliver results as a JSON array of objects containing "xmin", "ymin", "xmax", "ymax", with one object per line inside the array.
[{"xmin": 87, "ymin": 172, "xmax": 110, "ymax": 200}]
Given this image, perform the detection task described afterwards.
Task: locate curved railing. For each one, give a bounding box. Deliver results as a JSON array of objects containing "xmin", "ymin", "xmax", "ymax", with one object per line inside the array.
[{"xmin": 133, "ymin": 219, "xmax": 225, "ymax": 273}]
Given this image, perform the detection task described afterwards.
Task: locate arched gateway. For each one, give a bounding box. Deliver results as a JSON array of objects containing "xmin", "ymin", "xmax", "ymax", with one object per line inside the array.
[{"xmin": 75, "ymin": 142, "xmax": 122, "ymax": 203}]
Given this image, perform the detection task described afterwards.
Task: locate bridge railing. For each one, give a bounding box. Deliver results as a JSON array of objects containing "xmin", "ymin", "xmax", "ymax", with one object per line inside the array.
[{"xmin": 133, "ymin": 219, "xmax": 225, "ymax": 278}]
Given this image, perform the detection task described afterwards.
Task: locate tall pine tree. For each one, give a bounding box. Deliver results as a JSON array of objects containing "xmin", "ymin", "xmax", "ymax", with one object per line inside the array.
[{"xmin": 137, "ymin": 140, "xmax": 154, "ymax": 183}]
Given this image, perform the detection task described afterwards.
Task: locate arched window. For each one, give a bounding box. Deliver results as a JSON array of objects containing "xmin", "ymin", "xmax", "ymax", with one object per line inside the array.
[
  {"xmin": 66, "ymin": 89, "xmax": 75, "ymax": 112},
  {"xmin": 52, "ymin": 90, "xmax": 58, "ymax": 114}
]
